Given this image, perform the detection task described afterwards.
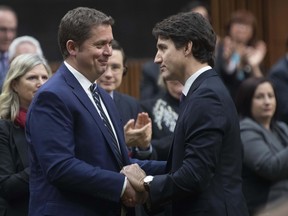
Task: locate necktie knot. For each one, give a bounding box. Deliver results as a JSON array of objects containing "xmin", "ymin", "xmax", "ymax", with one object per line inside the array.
[{"xmin": 90, "ymin": 83, "xmax": 97, "ymax": 94}]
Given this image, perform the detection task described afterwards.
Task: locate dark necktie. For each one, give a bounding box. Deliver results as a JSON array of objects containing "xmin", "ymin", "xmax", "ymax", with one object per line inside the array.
[{"xmin": 90, "ymin": 83, "xmax": 123, "ymax": 168}]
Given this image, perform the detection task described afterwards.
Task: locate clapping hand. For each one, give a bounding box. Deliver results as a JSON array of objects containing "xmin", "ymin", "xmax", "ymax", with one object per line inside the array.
[{"xmin": 124, "ymin": 112, "xmax": 152, "ymax": 149}]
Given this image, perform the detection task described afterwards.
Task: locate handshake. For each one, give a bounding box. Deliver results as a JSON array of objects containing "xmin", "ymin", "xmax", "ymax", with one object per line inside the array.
[{"xmin": 120, "ymin": 163, "xmax": 151, "ymax": 207}]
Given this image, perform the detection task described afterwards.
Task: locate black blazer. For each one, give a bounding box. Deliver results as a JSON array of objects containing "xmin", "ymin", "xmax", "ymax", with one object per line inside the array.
[
  {"xmin": 148, "ymin": 69, "xmax": 249, "ymax": 216},
  {"xmin": 0, "ymin": 120, "xmax": 29, "ymax": 216}
]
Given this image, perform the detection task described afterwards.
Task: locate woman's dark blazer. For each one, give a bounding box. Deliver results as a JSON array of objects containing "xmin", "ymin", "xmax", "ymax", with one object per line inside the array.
[{"xmin": 0, "ymin": 120, "xmax": 29, "ymax": 216}]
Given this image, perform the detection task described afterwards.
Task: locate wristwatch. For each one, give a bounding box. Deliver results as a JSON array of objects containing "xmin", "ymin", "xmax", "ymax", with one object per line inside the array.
[{"xmin": 143, "ymin": 175, "xmax": 154, "ymax": 191}]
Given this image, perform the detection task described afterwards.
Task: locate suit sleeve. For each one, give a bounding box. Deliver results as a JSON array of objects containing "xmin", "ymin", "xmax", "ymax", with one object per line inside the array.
[{"xmin": 26, "ymin": 91, "xmax": 125, "ymax": 203}]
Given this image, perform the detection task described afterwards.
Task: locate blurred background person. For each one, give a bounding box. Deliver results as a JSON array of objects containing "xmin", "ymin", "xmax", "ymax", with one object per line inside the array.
[
  {"xmin": 215, "ymin": 9, "xmax": 267, "ymax": 101},
  {"xmin": 140, "ymin": 75, "xmax": 183, "ymax": 160},
  {"xmin": 0, "ymin": 5, "xmax": 18, "ymax": 92},
  {"xmin": 139, "ymin": 0, "xmax": 211, "ymax": 101},
  {"xmin": 97, "ymin": 39, "xmax": 154, "ymax": 160},
  {"xmin": 236, "ymin": 77, "xmax": 288, "ymax": 216},
  {"xmin": 268, "ymin": 36, "xmax": 288, "ymax": 126},
  {"xmin": 0, "ymin": 53, "xmax": 51, "ymax": 216},
  {"xmin": 8, "ymin": 35, "xmax": 44, "ymax": 63}
]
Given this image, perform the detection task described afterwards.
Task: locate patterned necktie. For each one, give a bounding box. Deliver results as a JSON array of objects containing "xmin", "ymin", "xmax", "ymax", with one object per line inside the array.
[{"xmin": 90, "ymin": 83, "xmax": 123, "ymax": 168}]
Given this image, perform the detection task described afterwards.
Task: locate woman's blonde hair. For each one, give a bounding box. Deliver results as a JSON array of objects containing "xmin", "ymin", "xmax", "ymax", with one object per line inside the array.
[{"xmin": 0, "ymin": 53, "xmax": 51, "ymax": 121}]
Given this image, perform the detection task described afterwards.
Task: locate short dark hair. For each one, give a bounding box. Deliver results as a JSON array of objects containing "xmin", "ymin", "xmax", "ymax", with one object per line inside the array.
[
  {"xmin": 111, "ymin": 40, "xmax": 128, "ymax": 76},
  {"xmin": 152, "ymin": 12, "xmax": 216, "ymax": 67},
  {"xmin": 58, "ymin": 7, "xmax": 114, "ymax": 59},
  {"xmin": 235, "ymin": 77, "xmax": 279, "ymax": 122}
]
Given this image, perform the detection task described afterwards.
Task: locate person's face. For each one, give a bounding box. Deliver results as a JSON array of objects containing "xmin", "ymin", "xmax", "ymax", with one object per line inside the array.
[
  {"xmin": 251, "ymin": 82, "xmax": 276, "ymax": 124},
  {"xmin": 154, "ymin": 37, "xmax": 185, "ymax": 82},
  {"xmin": 166, "ymin": 80, "xmax": 183, "ymax": 100},
  {"xmin": 73, "ymin": 25, "xmax": 113, "ymax": 82},
  {"xmin": 12, "ymin": 64, "xmax": 49, "ymax": 109},
  {"xmin": 10, "ymin": 42, "xmax": 37, "ymax": 62},
  {"xmin": 229, "ymin": 23, "xmax": 253, "ymax": 44},
  {"xmin": 97, "ymin": 49, "xmax": 124, "ymax": 93},
  {"xmin": 0, "ymin": 10, "xmax": 17, "ymax": 52}
]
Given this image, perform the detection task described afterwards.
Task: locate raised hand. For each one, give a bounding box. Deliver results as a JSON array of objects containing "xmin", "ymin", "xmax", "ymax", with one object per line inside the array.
[
  {"xmin": 124, "ymin": 112, "xmax": 152, "ymax": 149},
  {"xmin": 121, "ymin": 163, "xmax": 146, "ymax": 192}
]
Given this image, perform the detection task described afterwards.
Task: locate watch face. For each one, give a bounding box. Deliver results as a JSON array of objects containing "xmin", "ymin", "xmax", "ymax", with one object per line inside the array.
[{"xmin": 144, "ymin": 175, "xmax": 154, "ymax": 183}]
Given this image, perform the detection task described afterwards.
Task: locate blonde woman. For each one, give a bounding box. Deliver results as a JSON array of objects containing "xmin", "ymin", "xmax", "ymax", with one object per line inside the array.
[{"xmin": 0, "ymin": 53, "xmax": 51, "ymax": 216}]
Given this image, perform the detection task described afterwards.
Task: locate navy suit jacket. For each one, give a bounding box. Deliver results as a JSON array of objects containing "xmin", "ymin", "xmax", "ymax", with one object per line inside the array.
[
  {"xmin": 148, "ymin": 69, "xmax": 249, "ymax": 216},
  {"xmin": 113, "ymin": 91, "xmax": 140, "ymax": 125},
  {"xmin": 26, "ymin": 63, "xmax": 165, "ymax": 216},
  {"xmin": 268, "ymin": 56, "xmax": 288, "ymax": 125}
]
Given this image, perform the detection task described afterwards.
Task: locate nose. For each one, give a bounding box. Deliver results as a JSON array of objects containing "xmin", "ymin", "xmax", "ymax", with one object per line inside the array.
[
  {"xmin": 154, "ymin": 51, "xmax": 162, "ymax": 64},
  {"xmin": 2, "ymin": 28, "xmax": 16, "ymax": 40},
  {"xmin": 36, "ymin": 78, "xmax": 46, "ymax": 87},
  {"xmin": 103, "ymin": 44, "xmax": 112, "ymax": 56},
  {"xmin": 104, "ymin": 66, "xmax": 113, "ymax": 77}
]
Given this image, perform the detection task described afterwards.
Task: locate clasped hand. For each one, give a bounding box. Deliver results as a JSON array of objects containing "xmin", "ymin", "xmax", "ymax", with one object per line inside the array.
[{"xmin": 120, "ymin": 163, "xmax": 147, "ymax": 207}]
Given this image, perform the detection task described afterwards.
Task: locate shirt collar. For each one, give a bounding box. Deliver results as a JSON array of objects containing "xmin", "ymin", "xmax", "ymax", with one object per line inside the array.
[
  {"xmin": 182, "ymin": 66, "xmax": 212, "ymax": 96},
  {"xmin": 64, "ymin": 61, "xmax": 93, "ymax": 93}
]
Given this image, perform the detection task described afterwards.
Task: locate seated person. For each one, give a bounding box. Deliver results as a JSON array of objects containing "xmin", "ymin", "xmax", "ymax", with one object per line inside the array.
[{"xmin": 236, "ymin": 77, "xmax": 288, "ymax": 215}]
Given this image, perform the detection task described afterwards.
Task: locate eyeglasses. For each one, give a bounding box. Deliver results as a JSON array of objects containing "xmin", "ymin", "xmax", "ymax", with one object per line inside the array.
[{"xmin": 0, "ymin": 27, "xmax": 17, "ymax": 34}]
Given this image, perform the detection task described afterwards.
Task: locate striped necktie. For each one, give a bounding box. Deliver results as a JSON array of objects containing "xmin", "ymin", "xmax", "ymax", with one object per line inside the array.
[{"xmin": 90, "ymin": 83, "xmax": 123, "ymax": 168}]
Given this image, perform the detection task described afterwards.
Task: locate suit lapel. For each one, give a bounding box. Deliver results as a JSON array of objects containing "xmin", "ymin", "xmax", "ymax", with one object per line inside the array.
[
  {"xmin": 96, "ymin": 88, "xmax": 130, "ymax": 164},
  {"xmin": 60, "ymin": 64, "xmax": 129, "ymax": 166},
  {"xmin": 12, "ymin": 125, "xmax": 29, "ymax": 167},
  {"xmin": 167, "ymin": 69, "xmax": 218, "ymax": 168}
]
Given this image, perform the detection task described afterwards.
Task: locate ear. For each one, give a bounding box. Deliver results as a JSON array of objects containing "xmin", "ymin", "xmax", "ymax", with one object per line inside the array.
[
  {"xmin": 184, "ymin": 41, "xmax": 193, "ymax": 57},
  {"xmin": 11, "ymin": 80, "xmax": 18, "ymax": 93},
  {"xmin": 66, "ymin": 40, "xmax": 78, "ymax": 56}
]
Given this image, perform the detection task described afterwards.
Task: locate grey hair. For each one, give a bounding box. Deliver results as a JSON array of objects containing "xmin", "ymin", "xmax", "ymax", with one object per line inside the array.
[{"xmin": 8, "ymin": 35, "xmax": 44, "ymax": 62}]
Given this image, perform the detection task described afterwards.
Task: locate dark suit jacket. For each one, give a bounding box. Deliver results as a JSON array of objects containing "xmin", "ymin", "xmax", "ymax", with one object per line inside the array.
[
  {"xmin": 148, "ymin": 69, "xmax": 249, "ymax": 216},
  {"xmin": 113, "ymin": 91, "xmax": 140, "ymax": 126},
  {"xmin": 268, "ymin": 55, "xmax": 288, "ymax": 125},
  {"xmin": 26, "ymin": 63, "xmax": 165, "ymax": 216},
  {"xmin": 0, "ymin": 120, "xmax": 29, "ymax": 216}
]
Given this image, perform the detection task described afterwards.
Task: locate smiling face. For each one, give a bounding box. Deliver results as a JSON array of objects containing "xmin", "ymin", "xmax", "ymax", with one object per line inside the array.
[
  {"xmin": 69, "ymin": 25, "xmax": 113, "ymax": 82},
  {"xmin": 12, "ymin": 64, "xmax": 49, "ymax": 109},
  {"xmin": 251, "ymin": 82, "xmax": 276, "ymax": 125},
  {"xmin": 154, "ymin": 37, "xmax": 186, "ymax": 83},
  {"xmin": 97, "ymin": 49, "xmax": 124, "ymax": 94}
]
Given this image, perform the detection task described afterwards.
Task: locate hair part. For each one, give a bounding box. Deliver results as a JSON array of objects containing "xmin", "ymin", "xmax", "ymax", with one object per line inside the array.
[
  {"xmin": 152, "ymin": 12, "xmax": 216, "ymax": 67},
  {"xmin": 58, "ymin": 7, "xmax": 114, "ymax": 59}
]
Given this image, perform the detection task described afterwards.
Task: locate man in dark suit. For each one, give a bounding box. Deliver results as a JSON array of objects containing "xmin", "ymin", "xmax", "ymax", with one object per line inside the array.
[
  {"xmin": 97, "ymin": 39, "xmax": 155, "ymax": 160},
  {"xmin": 122, "ymin": 12, "xmax": 249, "ymax": 216},
  {"xmin": 25, "ymin": 7, "xmax": 165, "ymax": 216}
]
